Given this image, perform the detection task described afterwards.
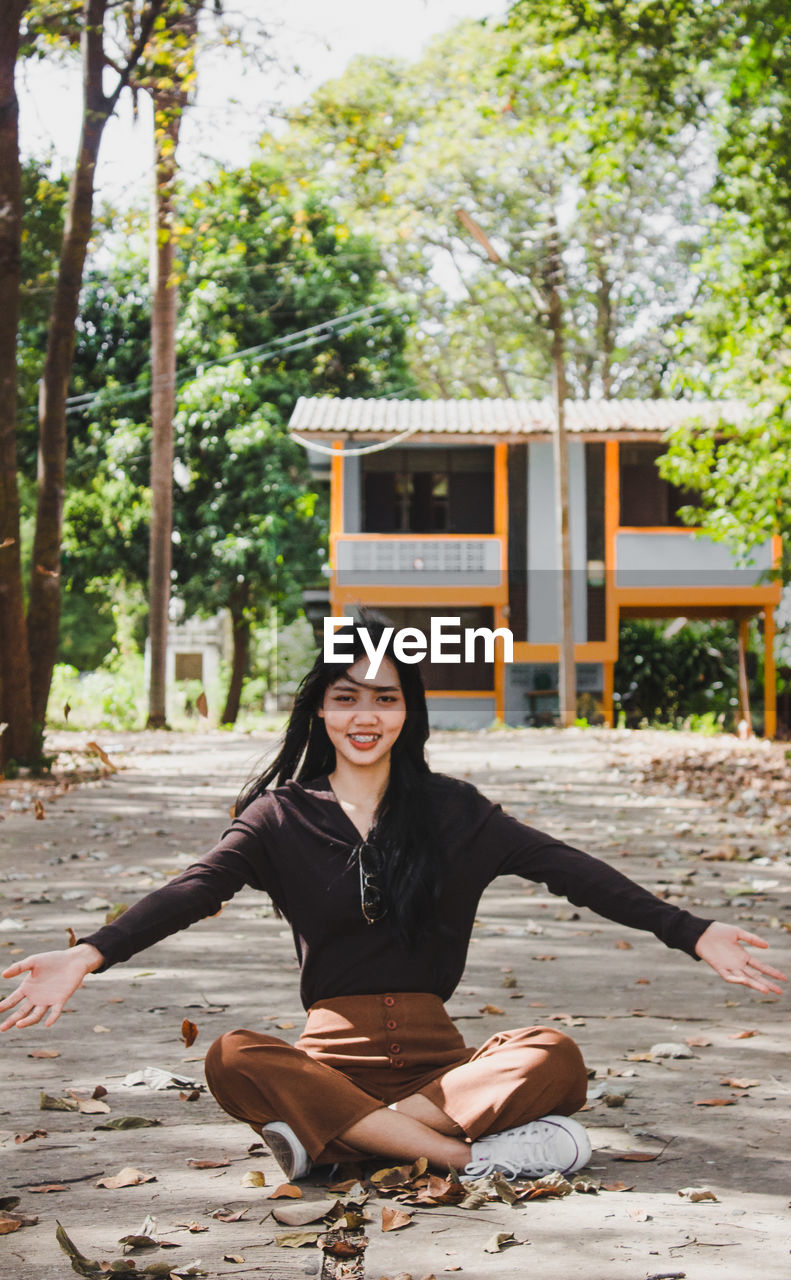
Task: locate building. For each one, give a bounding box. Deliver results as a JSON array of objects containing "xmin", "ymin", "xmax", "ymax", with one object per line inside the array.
[{"xmin": 288, "ymin": 397, "xmax": 782, "ymax": 734}]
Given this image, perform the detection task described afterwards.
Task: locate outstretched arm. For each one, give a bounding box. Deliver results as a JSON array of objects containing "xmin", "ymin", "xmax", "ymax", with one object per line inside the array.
[
  {"xmin": 694, "ymin": 922, "xmax": 786, "ymax": 994},
  {"xmin": 0, "ymin": 943, "xmax": 104, "ymax": 1031}
]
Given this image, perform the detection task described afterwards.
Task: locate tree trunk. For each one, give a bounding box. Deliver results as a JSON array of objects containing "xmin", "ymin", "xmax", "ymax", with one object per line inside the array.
[
  {"xmin": 546, "ymin": 230, "xmax": 576, "ymax": 728},
  {"xmin": 146, "ymin": 5, "xmax": 198, "ymax": 728},
  {"xmin": 222, "ymin": 591, "xmax": 251, "ymax": 726},
  {"xmin": 26, "ymin": 0, "xmax": 167, "ymax": 736},
  {"xmin": 0, "ymin": 0, "xmax": 34, "ymax": 768},
  {"xmin": 26, "ymin": 0, "xmax": 108, "ymax": 734}
]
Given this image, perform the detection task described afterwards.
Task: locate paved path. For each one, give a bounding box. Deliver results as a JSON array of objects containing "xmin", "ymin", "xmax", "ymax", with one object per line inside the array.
[{"xmin": 1, "ymin": 727, "xmax": 789, "ymax": 1279}]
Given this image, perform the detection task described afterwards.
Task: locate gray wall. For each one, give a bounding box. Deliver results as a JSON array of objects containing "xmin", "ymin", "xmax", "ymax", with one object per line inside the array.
[
  {"xmin": 342, "ymin": 448, "xmax": 361, "ymax": 533},
  {"xmin": 616, "ymin": 531, "xmax": 775, "ymax": 587},
  {"xmin": 527, "ymin": 440, "xmax": 588, "ymax": 642},
  {"xmin": 427, "ymin": 696, "xmax": 496, "ymax": 730}
]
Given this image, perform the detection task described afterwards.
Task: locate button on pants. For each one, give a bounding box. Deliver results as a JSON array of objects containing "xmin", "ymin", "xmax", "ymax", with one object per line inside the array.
[{"xmin": 204, "ymin": 992, "xmax": 588, "ymax": 1165}]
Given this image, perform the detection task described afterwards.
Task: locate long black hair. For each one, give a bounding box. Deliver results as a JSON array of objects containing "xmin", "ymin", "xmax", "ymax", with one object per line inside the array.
[{"xmin": 237, "ymin": 611, "xmax": 445, "ymax": 943}]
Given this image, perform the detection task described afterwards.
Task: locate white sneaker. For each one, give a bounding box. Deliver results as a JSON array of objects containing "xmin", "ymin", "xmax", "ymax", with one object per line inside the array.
[
  {"xmin": 462, "ymin": 1115, "xmax": 591, "ymax": 1181},
  {"xmin": 260, "ymin": 1121, "xmax": 312, "ymax": 1180}
]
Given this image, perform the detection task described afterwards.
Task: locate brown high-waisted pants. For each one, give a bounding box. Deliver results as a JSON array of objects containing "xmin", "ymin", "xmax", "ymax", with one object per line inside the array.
[{"xmin": 204, "ymin": 993, "xmax": 588, "ymax": 1165}]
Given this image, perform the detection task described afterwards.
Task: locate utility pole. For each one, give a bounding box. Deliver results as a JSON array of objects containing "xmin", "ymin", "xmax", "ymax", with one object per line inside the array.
[{"xmin": 456, "ymin": 208, "xmax": 577, "ymax": 725}]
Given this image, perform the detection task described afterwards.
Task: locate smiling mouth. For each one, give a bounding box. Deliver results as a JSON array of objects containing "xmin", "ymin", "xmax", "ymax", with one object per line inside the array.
[{"xmin": 348, "ymin": 733, "xmax": 381, "ymax": 744}]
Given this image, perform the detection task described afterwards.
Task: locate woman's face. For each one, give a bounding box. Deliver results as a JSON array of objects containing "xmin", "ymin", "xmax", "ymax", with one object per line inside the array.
[{"xmin": 318, "ymin": 655, "xmax": 407, "ymax": 772}]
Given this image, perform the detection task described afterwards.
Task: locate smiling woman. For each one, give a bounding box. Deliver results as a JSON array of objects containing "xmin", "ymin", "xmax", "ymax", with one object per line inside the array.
[{"xmin": 0, "ymin": 612, "xmax": 786, "ymax": 1187}]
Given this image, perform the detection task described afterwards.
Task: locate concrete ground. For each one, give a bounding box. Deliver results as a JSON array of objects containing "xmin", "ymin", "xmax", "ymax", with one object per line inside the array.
[{"xmin": 1, "ymin": 726, "xmax": 789, "ymax": 1280}]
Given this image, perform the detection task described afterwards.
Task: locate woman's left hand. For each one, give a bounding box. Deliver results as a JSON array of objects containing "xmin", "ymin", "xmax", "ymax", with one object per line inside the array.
[{"xmin": 694, "ymin": 922, "xmax": 787, "ymax": 994}]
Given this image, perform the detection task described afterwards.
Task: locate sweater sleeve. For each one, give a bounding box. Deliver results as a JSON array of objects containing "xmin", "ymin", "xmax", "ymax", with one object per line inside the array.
[
  {"xmin": 475, "ymin": 795, "xmax": 712, "ymax": 959},
  {"xmin": 77, "ymin": 795, "xmax": 283, "ymax": 970}
]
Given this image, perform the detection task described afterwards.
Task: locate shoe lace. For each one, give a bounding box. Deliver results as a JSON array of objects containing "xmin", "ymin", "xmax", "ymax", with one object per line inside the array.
[{"xmin": 464, "ymin": 1127, "xmax": 557, "ymax": 1180}]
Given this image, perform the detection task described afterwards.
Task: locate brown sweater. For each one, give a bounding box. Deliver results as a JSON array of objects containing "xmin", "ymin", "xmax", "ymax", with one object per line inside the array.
[{"xmin": 81, "ymin": 774, "xmax": 712, "ymax": 1010}]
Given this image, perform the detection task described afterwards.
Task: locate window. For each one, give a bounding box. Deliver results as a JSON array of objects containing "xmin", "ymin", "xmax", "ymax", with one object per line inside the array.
[
  {"xmin": 365, "ymin": 606, "xmax": 497, "ymax": 691},
  {"xmin": 619, "ymin": 444, "xmax": 700, "ymax": 527},
  {"xmin": 362, "ymin": 447, "xmax": 494, "ymax": 533}
]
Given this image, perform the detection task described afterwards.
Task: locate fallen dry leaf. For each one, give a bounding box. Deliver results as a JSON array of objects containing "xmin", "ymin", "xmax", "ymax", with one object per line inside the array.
[
  {"xmin": 34, "ymin": 799, "xmax": 45, "ymax": 820},
  {"xmin": 729, "ymin": 1029, "xmax": 759, "ymax": 1039},
  {"xmin": 0, "ymin": 1210, "xmax": 38, "ymax": 1232},
  {"xmin": 223, "ymin": 1256, "xmax": 245, "ymax": 1264},
  {"xmin": 272, "ymin": 1199, "xmax": 335, "ymax": 1226},
  {"xmin": 719, "ymin": 1077, "xmax": 760, "ymax": 1089},
  {"xmin": 210, "ymin": 1208, "xmax": 249, "ymax": 1223},
  {"xmin": 27, "ymin": 1184, "xmax": 67, "ymax": 1193},
  {"xmin": 275, "ymin": 1021, "xmax": 295, "ymax": 1030},
  {"xmin": 318, "ymin": 1235, "xmax": 368, "ymax": 1257},
  {"xmin": 694, "ymin": 1098, "xmax": 737, "ymax": 1107},
  {"xmin": 187, "ymin": 1158, "xmax": 230, "ymax": 1169},
  {"xmin": 40, "ymin": 1092, "xmax": 78, "ymax": 1112},
  {"xmin": 626, "ymin": 1206, "xmax": 651, "ymax": 1222},
  {"xmin": 268, "ymin": 1184, "xmax": 303, "ymax": 1199},
  {"xmin": 86, "ymin": 741, "xmax": 118, "ymax": 771},
  {"xmin": 382, "ymin": 1206, "xmax": 413, "ymax": 1231},
  {"xmin": 15, "ymin": 1129, "xmax": 48, "ymax": 1143},
  {"xmin": 479, "ymin": 1004, "xmax": 504, "ymax": 1015},
  {"xmin": 685, "ymin": 1036, "xmax": 712, "ymax": 1047},
  {"xmin": 0, "ymin": 1218, "xmax": 21, "ymax": 1235},
  {"xmin": 677, "ymin": 1186, "xmax": 718, "ymax": 1202},
  {"xmin": 95, "ymin": 1117, "xmax": 161, "ymax": 1131},
  {"xmin": 601, "ymin": 1181, "xmax": 634, "ymax": 1192},
  {"xmin": 370, "ymin": 1158, "xmax": 428, "ymax": 1189},
  {"xmin": 179, "ymin": 1090, "xmax": 201, "ymax": 1102},
  {"xmin": 92, "ymin": 1025, "xmax": 111, "ymax": 1034},
  {"xmin": 240, "ymin": 1171, "xmax": 267, "ymax": 1189},
  {"xmin": 77, "ymin": 1097, "xmax": 111, "ymax": 1114},
  {"xmin": 66, "ymin": 927, "xmax": 77, "ymax": 947},
  {"xmin": 613, "ymin": 1151, "xmax": 661, "ymax": 1162},
  {"xmin": 196, "ymin": 692, "xmax": 209, "ymax": 718},
  {"xmin": 615, "ymin": 939, "xmax": 633, "ymax": 950},
  {"xmin": 181, "ymin": 1019, "xmax": 199, "ymax": 1048},
  {"xmin": 276, "ymin": 1229, "xmax": 322, "ymax": 1248},
  {"xmin": 97, "ymin": 1167, "xmax": 157, "ymax": 1189},
  {"xmin": 483, "ymin": 1231, "xmax": 523, "ymax": 1252}
]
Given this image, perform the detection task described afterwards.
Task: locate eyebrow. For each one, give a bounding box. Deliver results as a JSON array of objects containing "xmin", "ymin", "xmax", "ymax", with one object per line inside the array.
[{"xmin": 331, "ymin": 677, "xmax": 401, "ymax": 692}]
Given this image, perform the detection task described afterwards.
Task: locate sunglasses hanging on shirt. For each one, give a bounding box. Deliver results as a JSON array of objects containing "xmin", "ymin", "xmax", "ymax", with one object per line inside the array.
[{"xmin": 354, "ymin": 840, "xmax": 387, "ymax": 924}]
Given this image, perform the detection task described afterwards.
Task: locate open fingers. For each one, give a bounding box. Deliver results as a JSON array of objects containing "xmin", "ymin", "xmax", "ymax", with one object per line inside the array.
[
  {"xmin": 0, "ymin": 999, "xmax": 34, "ymax": 1032},
  {"xmin": 0, "ymin": 987, "xmax": 28, "ymax": 1015},
  {"xmin": 736, "ymin": 931, "xmax": 769, "ymax": 949},
  {"xmin": 14, "ymin": 1003, "xmax": 49, "ymax": 1029},
  {"xmin": 1, "ymin": 959, "xmax": 34, "ymax": 979},
  {"xmin": 746, "ymin": 956, "xmax": 787, "ymax": 982}
]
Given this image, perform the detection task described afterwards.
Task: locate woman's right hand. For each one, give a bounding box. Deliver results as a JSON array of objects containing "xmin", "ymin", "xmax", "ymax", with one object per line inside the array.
[{"xmin": 0, "ymin": 943, "xmax": 104, "ymax": 1031}]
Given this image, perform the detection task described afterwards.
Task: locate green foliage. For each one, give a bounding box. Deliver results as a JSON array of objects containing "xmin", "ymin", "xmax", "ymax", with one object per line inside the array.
[
  {"xmin": 47, "ymin": 655, "xmax": 145, "ymax": 731},
  {"xmin": 279, "ymin": 18, "xmax": 704, "ymax": 399},
  {"xmin": 613, "ymin": 619, "xmax": 751, "ymax": 729}
]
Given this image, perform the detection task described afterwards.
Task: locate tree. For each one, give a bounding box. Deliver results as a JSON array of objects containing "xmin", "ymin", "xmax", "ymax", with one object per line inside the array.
[
  {"xmin": 279, "ymin": 20, "xmax": 704, "ymax": 402},
  {"xmin": 507, "ymin": 0, "xmax": 791, "ymax": 575},
  {"xmin": 0, "ymin": 0, "xmax": 33, "ymax": 769}
]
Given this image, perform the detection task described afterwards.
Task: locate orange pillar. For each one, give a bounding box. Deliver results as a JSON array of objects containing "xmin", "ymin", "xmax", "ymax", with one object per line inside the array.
[
  {"xmin": 329, "ymin": 438, "xmax": 344, "ymax": 614},
  {"xmin": 603, "ymin": 659, "xmax": 614, "ymax": 728},
  {"xmin": 764, "ymin": 605, "xmax": 777, "ymax": 739},
  {"xmin": 493, "ymin": 444, "xmax": 509, "ymax": 724}
]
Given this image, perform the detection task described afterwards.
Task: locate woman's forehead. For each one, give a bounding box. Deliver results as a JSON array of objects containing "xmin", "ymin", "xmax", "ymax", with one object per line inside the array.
[{"xmin": 331, "ymin": 655, "xmax": 402, "ymax": 690}]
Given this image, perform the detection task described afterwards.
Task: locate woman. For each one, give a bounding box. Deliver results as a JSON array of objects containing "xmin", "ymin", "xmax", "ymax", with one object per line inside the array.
[{"xmin": 1, "ymin": 618, "xmax": 785, "ymax": 1184}]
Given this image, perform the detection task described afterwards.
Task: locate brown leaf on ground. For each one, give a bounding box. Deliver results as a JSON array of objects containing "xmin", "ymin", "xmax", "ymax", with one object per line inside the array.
[
  {"xmin": 276, "ymin": 1229, "xmax": 322, "ymax": 1248},
  {"xmin": 548, "ymin": 1012, "xmax": 586, "ymax": 1026},
  {"xmin": 694, "ymin": 1098, "xmax": 737, "ymax": 1107},
  {"xmin": 187, "ymin": 1158, "xmax": 230, "ymax": 1169},
  {"xmin": 0, "ymin": 1217, "xmax": 22, "ymax": 1234},
  {"xmin": 602, "ymin": 1181, "xmax": 634, "ymax": 1192},
  {"xmin": 318, "ymin": 1235, "xmax": 368, "ymax": 1257},
  {"xmin": 240, "ymin": 1171, "xmax": 267, "ymax": 1188},
  {"xmin": 95, "ymin": 1117, "xmax": 161, "ymax": 1130},
  {"xmin": 268, "ymin": 1184, "xmax": 303, "ymax": 1199},
  {"xmin": 729, "ymin": 1029, "xmax": 759, "ymax": 1039},
  {"xmin": 179, "ymin": 1090, "xmax": 201, "ymax": 1102},
  {"xmin": 77, "ymin": 1098, "xmax": 111, "ymax": 1114},
  {"xmin": 479, "ymin": 1003, "xmax": 505, "ymax": 1014},
  {"xmin": 40, "ymin": 1092, "xmax": 78, "ymax": 1112},
  {"xmin": 96, "ymin": 1167, "xmax": 157, "ymax": 1189},
  {"xmin": 181, "ymin": 1019, "xmax": 199, "ymax": 1048},
  {"xmin": 196, "ymin": 692, "xmax": 209, "ymax": 718},
  {"xmin": 223, "ymin": 1255, "xmax": 245, "ymax": 1264},
  {"xmin": 86, "ymin": 741, "xmax": 119, "ymax": 771},
  {"xmin": 625, "ymin": 1052, "xmax": 654, "ymax": 1062},
  {"xmin": 15, "ymin": 1129, "xmax": 48, "ymax": 1143},
  {"xmin": 719, "ymin": 1077, "xmax": 760, "ymax": 1088},
  {"xmin": 66, "ymin": 927, "xmax": 77, "ymax": 947},
  {"xmin": 483, "ymin": 1232, "xmax": 523, "ymax": 1252},
  {"xmin": 34, "ymin": 799, "xmax": 45, "ymax": 820},
  {"xmin": 27, "ymin": 1184, "xmax": 68, "ymax": 1193},
  {"xmin": 273, "ymin": 1199, "xmax": 335, "ymax": 1226},
  {"xmin": 370, "ymin": 1158, "xmax": 428, "ymax": 1188},
  {"xmin": 93, "ymin": 1085, "xmax": 108, "ymax": 1099},
  {"xmin": 677, "ymin": 1186, "xmax": 718, "ymax": 1202},
  {"xmin": 210, "ymin": 1208, "xmax": 249, "ymax": 1222},
  {"xmin": 613, "ymin": 1151, "xmax": 661, "ymax": 1162},
  {"xmin": 382, "ymin": 1207, "xmax": 413, "ymax": 1231},
  {"xmin": 615, "ymin": 939, "xmax": 633, "ymax": 950},
  {"xmin": 627, "ymin": 1206, "xmax": 651, "ymax": 1221},
  {"xmin": 685, "ymin": 1036, "xmax": 712, "ymax": 1047}
]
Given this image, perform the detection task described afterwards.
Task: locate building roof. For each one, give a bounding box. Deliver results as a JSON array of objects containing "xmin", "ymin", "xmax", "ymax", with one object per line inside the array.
[{"xmin": 289, "ymin": 396, "xmax": 748, "ymax": 439}]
